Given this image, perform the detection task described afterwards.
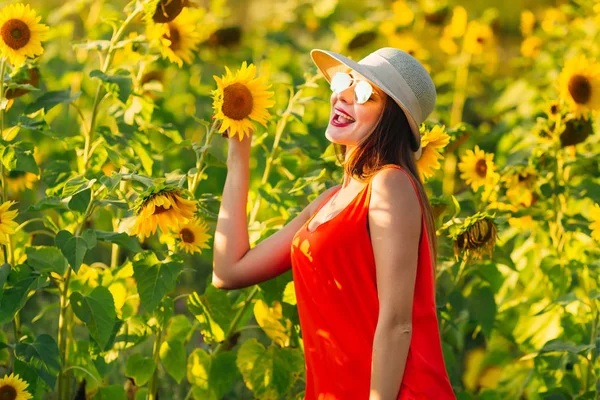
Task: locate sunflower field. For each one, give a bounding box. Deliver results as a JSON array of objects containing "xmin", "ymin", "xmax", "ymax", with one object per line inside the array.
[{"xmin": 0, "ymin": 0, "xmax": 599, "ymax": 398}]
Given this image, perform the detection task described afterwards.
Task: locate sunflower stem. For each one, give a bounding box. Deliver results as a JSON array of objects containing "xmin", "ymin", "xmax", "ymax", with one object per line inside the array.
[
  {"xmin": 148, "ymin": 326, "xmax": 164, "ymax": 400},
  {"xmin": 84, "ymin": 7, "xmax": 143, "ymax": 173},
  {"xmin": 57, "ymin": 189, "xmax": 97, "ymax": 398},
  {"xmin": 213, "ymin": 285, "xmax": 259, "ymax": 356},
  {"xmin": 190, "ymin": 119, "xmax": 220, "ymax": 194}
]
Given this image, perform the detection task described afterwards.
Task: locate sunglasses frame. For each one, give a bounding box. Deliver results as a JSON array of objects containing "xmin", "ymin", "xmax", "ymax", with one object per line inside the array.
[{"xmin": 329, "ymin": 72, "xmax": 374, "ymax": 104}]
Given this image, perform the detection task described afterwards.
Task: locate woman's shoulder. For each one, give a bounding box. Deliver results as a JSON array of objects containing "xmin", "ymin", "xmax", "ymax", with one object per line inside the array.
[{"xmin": 370, "ymin": 166, "xmax": 421, "ymax": 215}]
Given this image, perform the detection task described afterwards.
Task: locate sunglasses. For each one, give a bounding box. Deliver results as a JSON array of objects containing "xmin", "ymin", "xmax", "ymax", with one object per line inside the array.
[{"xmin": 330, "ymin": 72, "xmax": 374, "ymax": 104}]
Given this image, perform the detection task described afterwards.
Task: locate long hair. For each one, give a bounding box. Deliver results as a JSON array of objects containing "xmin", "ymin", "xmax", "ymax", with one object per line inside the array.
[{"xmin": 332, "ymin": 95, "xmax": 439, "ymax": 289}]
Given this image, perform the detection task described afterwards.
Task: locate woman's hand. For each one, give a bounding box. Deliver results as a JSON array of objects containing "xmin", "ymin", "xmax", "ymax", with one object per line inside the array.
[{"xmin": 225, "ymin": 127, "xmax": 253, "ymax": 166}]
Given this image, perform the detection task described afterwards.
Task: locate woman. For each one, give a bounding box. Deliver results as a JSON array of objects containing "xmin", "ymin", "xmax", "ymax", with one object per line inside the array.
[{"xmin": 212, "ymin": 47, "xmax": 456, "ymax": 399}]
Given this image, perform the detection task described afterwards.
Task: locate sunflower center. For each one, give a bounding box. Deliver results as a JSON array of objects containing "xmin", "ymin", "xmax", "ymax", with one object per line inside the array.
[
  {"xmin": 475, "ymin": 159, "xmax": 487, "ymax": 177},
  {"xmin": 153, "ymin": 205, "xmax": 169, "ymax": 215},
  {"xmin": 1, "ymin": 19, "xmax": 31, "ymax": 50},
  {"xmin": 568, "ymin": 74, "xmax": 591, "ymax": 104},
  {"xmin": 476, "ymin": 36, "xmax": 485, "ymax": 44},
  {"xmin": 180, "ymin": 228, "xmax": 195, "ymax": 243},
  {"xmin": 222, "ymin": 82, "xmax": 254, "ymax": 120},
  {"xmin": 0, "ymin": 384, "xmax": 17, "ymax": 400},
  {"xmin": 153, "ymin": 0, "xmax": 184, "ymax": 23},
  {"xmin": 166, "ymin": 26, "xmax": 181, "ymax": 51}
]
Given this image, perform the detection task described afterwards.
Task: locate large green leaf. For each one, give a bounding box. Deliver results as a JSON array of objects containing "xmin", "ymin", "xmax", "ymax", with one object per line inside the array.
[
  {"xmin": 55, "ymin": 230, "xmax": 89, "ymax": 274},
  {"xmin": 25, "ymin": 246, "xmax": 68, "ymax": 275},
  {"xmin": 125, "ymin": 353, "xmax": 155, "ymax": 386},
  {"xmin": 187, "ymin": 349, "xmax": 237, "ymax": 400},
  {"xmin": 0, "ymin": 141, "xmax": 39, "ymax": 174},
  {"xmin": 90, "ymin": 69, "xmax": 132, "ymax": 104},
  {"xmin": 94, "ymin": 230, "xmax": 143, "ymax": 252},
  {"xmin": 0, "ymin": 273, "xmax": 41, "ymax": 324},
  {"xmin": 70, "ymin": 286, "xmax": 117, "ymax": 350},
  {"xmin": 160, "ymin": 339, "xmax": 186, "ymax": 384},
  {"xmin": 25, "ymin": 89, "xmax": 81, "ymax": 114},
  {"xmin": 132, "ymin": 251, "xmax": 181, "ymax": 313},
  {"xmin": 91, "ymin": 384, "xmax": 127, "ymax": 400},
  {"xmin": 235, "ymin": 338, "xmax": 304, "ymax": 399},
  {"xmin": 187, "ymin": 285, "xmax": 235, "ymax": 345},
  {"xmin": 15, "ymin": 334, "xmax": 60, "ymax": 389}
]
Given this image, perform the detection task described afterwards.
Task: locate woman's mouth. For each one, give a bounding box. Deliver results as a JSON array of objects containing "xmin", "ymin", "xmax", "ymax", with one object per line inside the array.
[{"xmin": 331, "ymin": 110, "xmax": 356, "ymax": 127}]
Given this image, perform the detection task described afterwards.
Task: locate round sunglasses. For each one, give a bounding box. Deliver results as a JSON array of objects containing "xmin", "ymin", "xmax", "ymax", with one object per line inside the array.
[{"xmin": 329, "ymin": 72, "xmax": 374, "ymax": 104}]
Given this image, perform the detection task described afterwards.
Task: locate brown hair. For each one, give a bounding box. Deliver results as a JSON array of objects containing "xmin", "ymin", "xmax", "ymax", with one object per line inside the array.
[{"xmin": 332, "ymin": 95, "xmax": 439, "ymax": 288}]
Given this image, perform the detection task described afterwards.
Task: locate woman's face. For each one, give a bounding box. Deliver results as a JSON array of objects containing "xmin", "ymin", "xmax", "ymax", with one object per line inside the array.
[{"xmin": 325, "ymin": 69, "xmax": 387, "ymax": 147}]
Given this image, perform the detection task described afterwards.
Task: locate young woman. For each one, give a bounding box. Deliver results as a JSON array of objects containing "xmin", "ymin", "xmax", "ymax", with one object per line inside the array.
[{"xmin": 212, "ymin": 47, "xmax": 456, "ymax": 400}]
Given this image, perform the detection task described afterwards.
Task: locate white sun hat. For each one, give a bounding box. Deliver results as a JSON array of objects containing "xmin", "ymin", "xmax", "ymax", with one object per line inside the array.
[{"xmin": 310, "ymin": 47, "xmax": 437, "ymax": 161}]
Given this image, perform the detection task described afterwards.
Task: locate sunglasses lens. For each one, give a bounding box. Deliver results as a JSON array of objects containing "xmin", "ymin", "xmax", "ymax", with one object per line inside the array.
[
  {"xmin": 354, "ymin": 80, "xmax": 373, "ymax": 104},
  {"xmin": 330, "ymin": 72, "xmax": 352, "ymax": 93}
]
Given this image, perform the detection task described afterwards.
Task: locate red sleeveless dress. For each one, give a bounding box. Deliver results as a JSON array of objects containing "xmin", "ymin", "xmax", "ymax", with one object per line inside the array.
[{"xmin": 290, "ymin": 164, "xmax": 455, "ymax": 400}]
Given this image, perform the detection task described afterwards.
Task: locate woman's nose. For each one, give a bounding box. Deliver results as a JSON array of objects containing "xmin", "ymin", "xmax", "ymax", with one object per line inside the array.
[{"xmin": 337, "ymin": 84, "xmax": 355, "ymax": 104}]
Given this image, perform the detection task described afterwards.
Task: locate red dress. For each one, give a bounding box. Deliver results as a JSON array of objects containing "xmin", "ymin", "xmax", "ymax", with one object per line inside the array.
[{"xmin": 290, "ymin": 164, "xmax": 455, "ymax": 400}]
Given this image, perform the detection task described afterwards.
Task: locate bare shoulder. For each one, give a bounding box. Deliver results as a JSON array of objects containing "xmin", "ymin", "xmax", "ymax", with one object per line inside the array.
[{"xmin": 370, "ymin": 168, "xmax": 421, "ymax": 220}]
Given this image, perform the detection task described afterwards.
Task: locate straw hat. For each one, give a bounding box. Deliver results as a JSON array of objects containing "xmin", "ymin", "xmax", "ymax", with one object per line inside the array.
[{"xmin": 310, "ymin": 47, "xmax": 437, "ymax": 161}]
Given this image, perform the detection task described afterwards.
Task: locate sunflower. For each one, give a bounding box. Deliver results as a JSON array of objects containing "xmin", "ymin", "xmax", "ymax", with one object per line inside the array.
[
  {"xmin": 173, "ymin": 217, "xmax": 212, "ymax": 254},
  {"xmin": 449, "ymin": 211, "xmax": 498, "ymax": 261},
  {"xmin": 146, "ymin": 7, "xmax": 205, "ymax": 67},
  {"xmin": 589, "ymin": 203, "xmax": 600, "ymax": 242},
  {"xmin": 556, "ymin": 54, "xmax": 600, "ymax": 120},
  {"xmin": 0, "ymin": 3, "xmax": 49, "ymax": 67},
  {"xmin": 0, "ymin": 373, "xmax": 32, "ymax": 400},
  {"xmin": 458, "ymin": 145, "xmax": 498, "ymax": 191},
  {"xmin": 463, "ymin": 20, "xmax": 495, "ymax": 55},
  {"xmin": 520, "ymin": 36, "xmax": 542, "ymax": 59},
  {"xmin": 129, "ymin": 184, "xmax": 197, "ymax": 241},
  {"xmin": 5, "ymin": 170, "xmax": 38, "ymax": 195},
  {"xmin": 388, "ymin": 32, "xmax": 429, "ymax": 63},
  {"xmin": 416, "ymin": 125, "xmax": 450, "ymax": 182},
  {"xmin": 0, "ymin": 200, "xmax": 19, "ymax": 244},
  {"xmin": 212, "ymin": 61, "xmax": 275, "ymax": 141},
  {"xmin": 501, "ymin": 165, "xmax": 538, "ymax": 208}
]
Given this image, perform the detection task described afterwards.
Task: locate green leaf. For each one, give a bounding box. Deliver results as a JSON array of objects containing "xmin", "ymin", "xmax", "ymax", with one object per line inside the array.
[
  {"xmin": 94, "ymin": 230, "xmax": 143, "ymax": 252},
  {"xmin": 165, "ymin": 315, "xmax": 194, "ymax": 343},
  {"xmin": 130, "ymin": 140, "xmax": 153, "ymax": 176},
  {"xmin": 90, "ymin": 69, "xmax": 133, "ymax": 104},
  {"xmin": 25, "ymin": 89, "xmax": 81, "ymax": 114},
  {"xmin": 160, "ymin": 340, "xmax": 186, "ymax": 383},
  {"xmin": 25, "ymin": 246, "xmax": 68, "ymax": 275},
  {"xmin": 539, "ymin": 340, "xmax": 595, "ymax": 355},
  {"xmin": 468, "ymin": 285, "xmax": 496, "ymax": 337},
  {"xmin": 132, "ymin": 251, "xmax": 181, "ymax": 313},
  {"xmin": 0, "ymin": 273, "xmax": 41, "ymax": 324},
  {"xmin": 70, "ymin": 287, "xmax": 118, "ymax": 350},
  {"xmin": 236, "ymin": 338, "xmax": 304, "ymax": 398},
  {"xmin": 26, "ymin": 196, "xmax": 65, "ymax": 212},
  {"xmin": 91, "ymin": 384, "xmax": 127, "ymax": 400},
  {"xmin": 15, "ymin": 334, "xmax": 60, "ymax": 389},
  {"xmin": 68, "ymin": 187, "xmax": 91, "ymax": 213},
  {"xmin": 125, "ymin": 354, "xmax": 155, "ymax": 386},
  {"xmin": 187, "ymin": 348, "xmax": 212, "ymax": 390},
  {"xmin": 0, "ymin": 263, "xmax": 11, "ymax": 301},
  {"xmin": 55, "ymin": 230, "xmax": 87, "ymax": 274},
  {"xmin": 187, "ymin": 285, "xmax": 235, "ymax": 345},
  {"xmin": 0, "ymin": 141, "xmax": 39, "ymax": 174}
]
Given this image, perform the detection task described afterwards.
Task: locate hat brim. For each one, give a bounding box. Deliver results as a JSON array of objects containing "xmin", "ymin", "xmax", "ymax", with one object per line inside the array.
[{"xmin": 310, "ymin": 48, "xmax": 423, "ymax": 160}]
